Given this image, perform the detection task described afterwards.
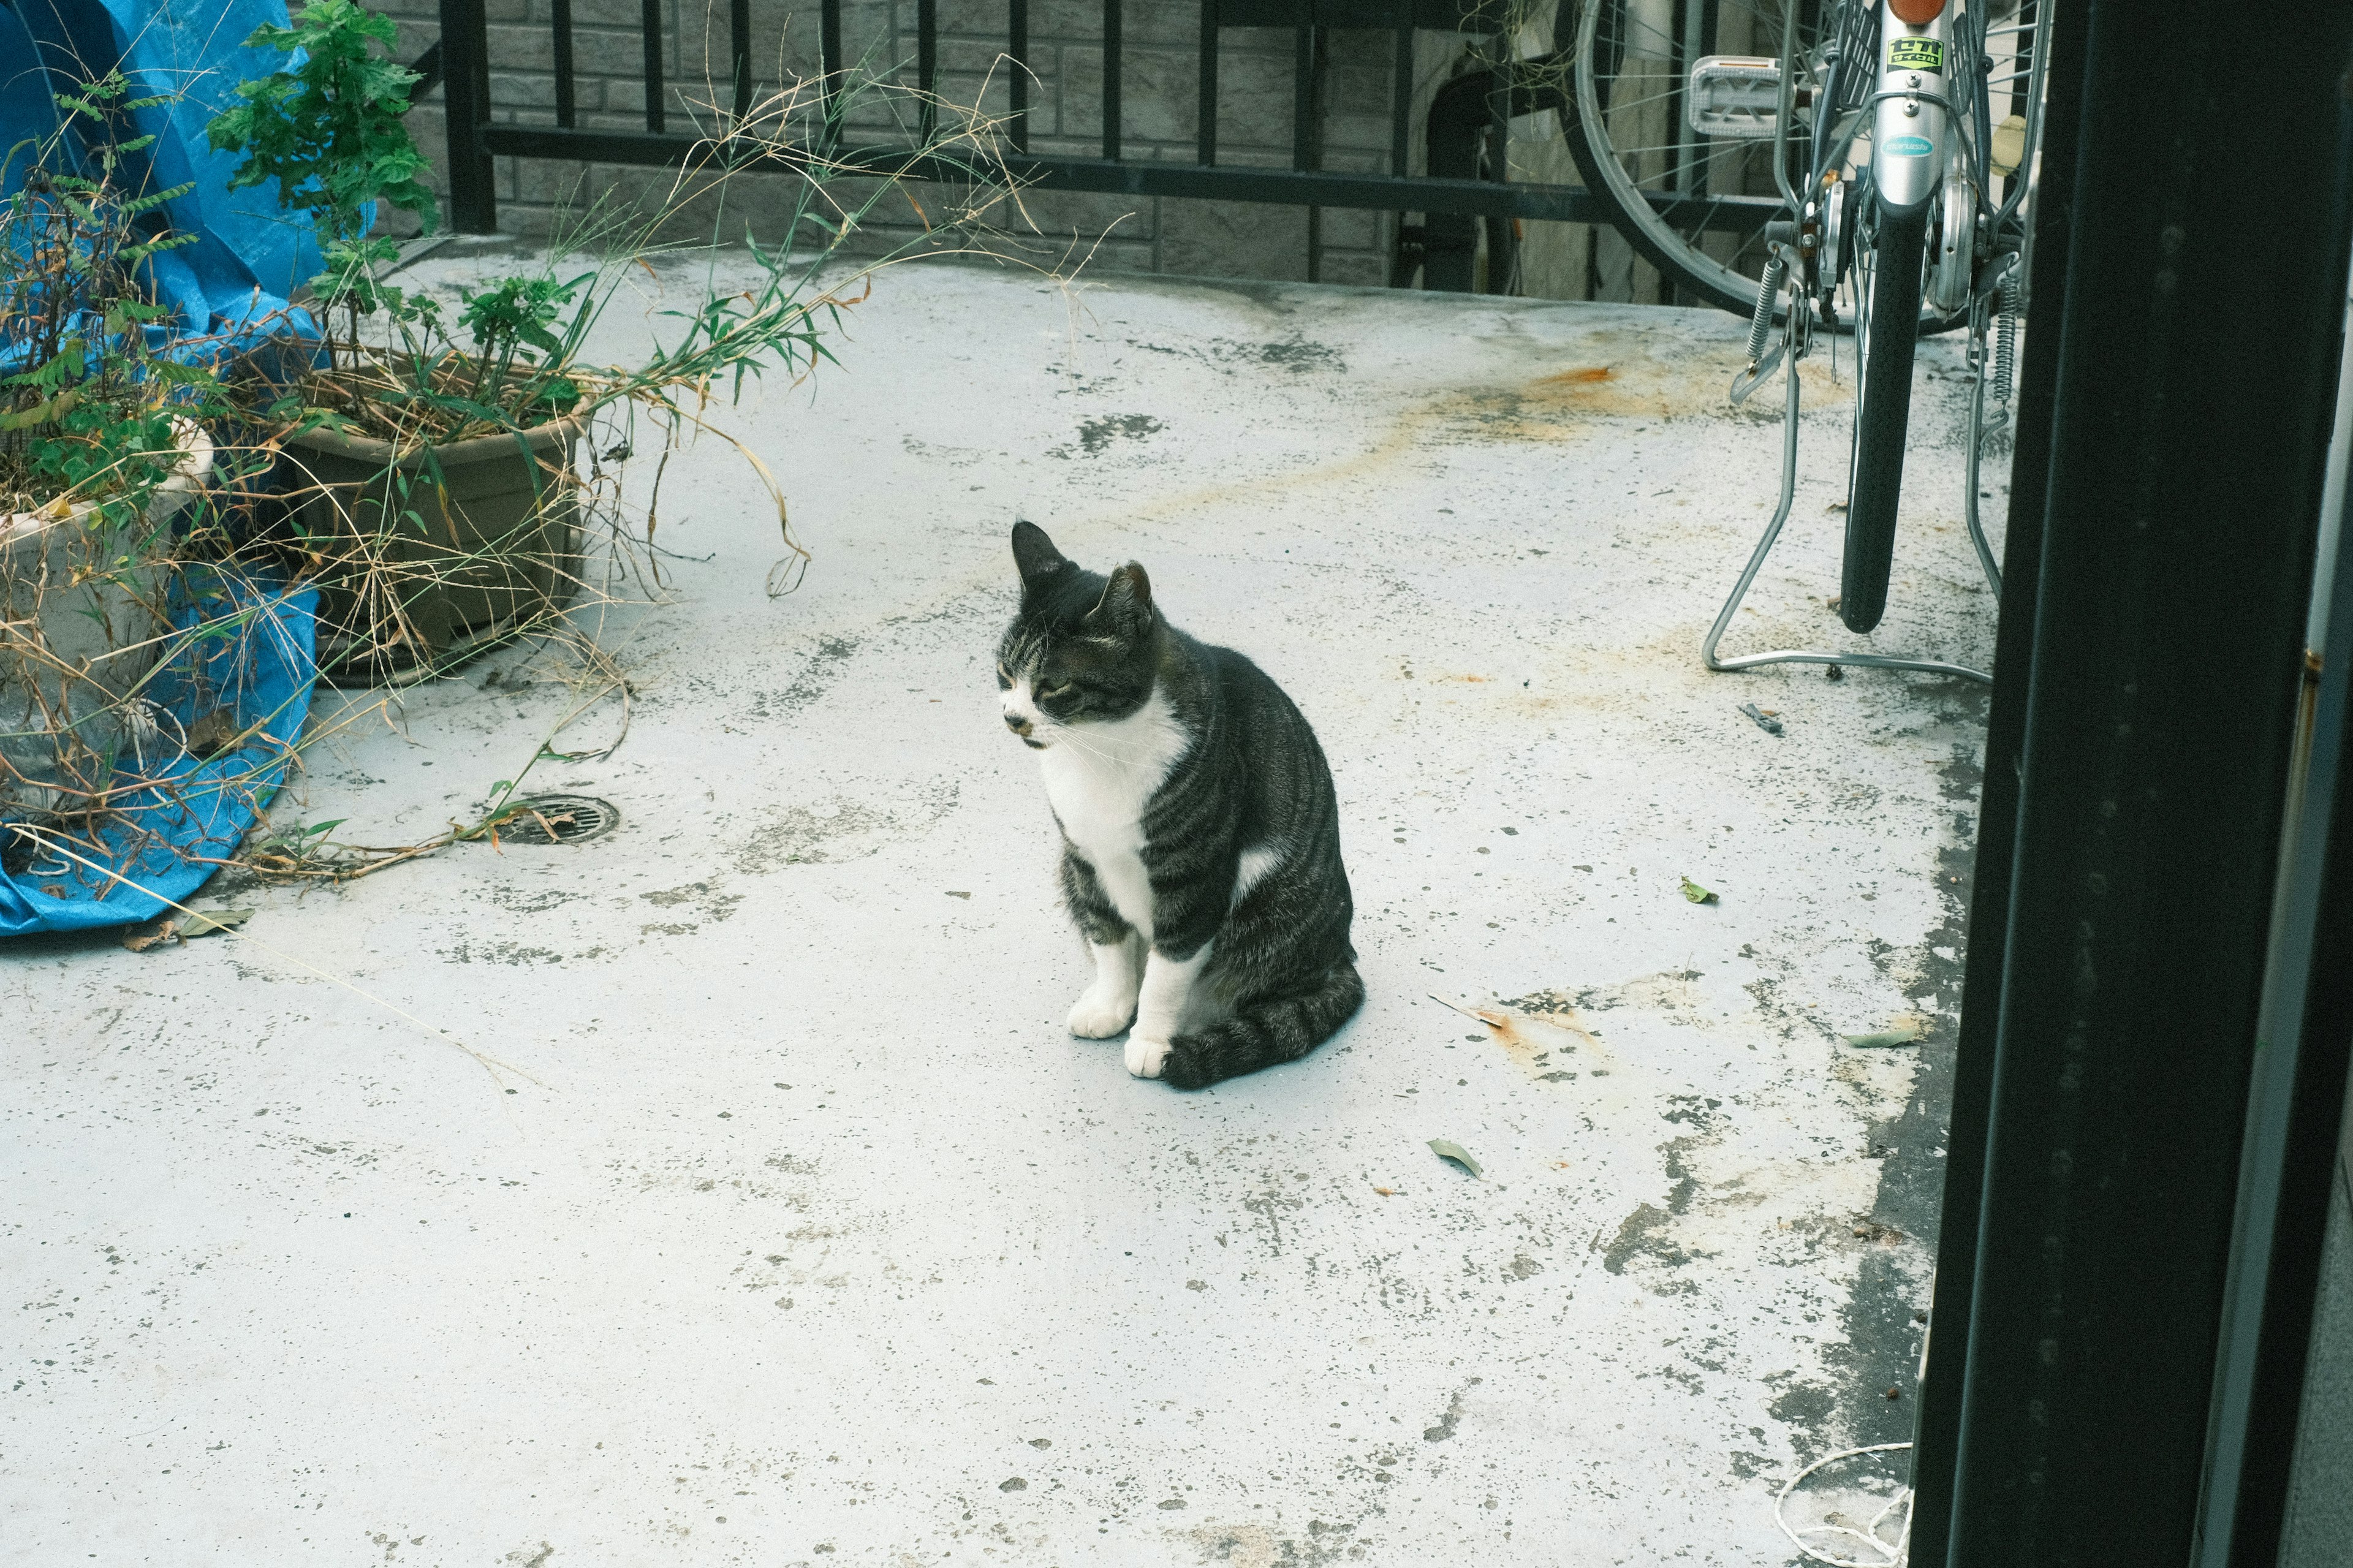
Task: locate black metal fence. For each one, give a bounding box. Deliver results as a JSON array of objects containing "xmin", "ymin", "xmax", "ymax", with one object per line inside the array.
[{"xmin": 424, "ymin": 0, "xmax": 1768, "ymax": 279}]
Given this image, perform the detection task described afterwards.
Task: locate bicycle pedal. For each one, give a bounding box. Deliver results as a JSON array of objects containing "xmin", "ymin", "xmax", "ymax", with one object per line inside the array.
[{"xmin": 1687, "ymin": 56, "xmax": 1783, "ymax": 140}]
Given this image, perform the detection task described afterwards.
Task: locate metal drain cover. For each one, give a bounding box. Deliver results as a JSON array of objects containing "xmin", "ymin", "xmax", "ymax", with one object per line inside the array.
[{"xmin": 491, "ymin": 794, "xmax": 620, "ymax": 845}]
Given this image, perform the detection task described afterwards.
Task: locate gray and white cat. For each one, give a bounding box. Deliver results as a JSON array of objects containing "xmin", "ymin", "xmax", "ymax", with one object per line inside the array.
[{"xmin": 996, "ymin": 521, "xmax": 1362, "ymax": 1089}]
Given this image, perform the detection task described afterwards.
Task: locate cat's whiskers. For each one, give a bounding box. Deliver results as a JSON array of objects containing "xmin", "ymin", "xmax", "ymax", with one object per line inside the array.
[{"xmin": 1052, "ymin": 725, "xmax": 1157, "ymax": 765}]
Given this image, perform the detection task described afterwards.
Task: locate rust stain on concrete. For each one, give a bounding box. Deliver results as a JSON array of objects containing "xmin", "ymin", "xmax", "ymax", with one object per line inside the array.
[{"xmin": 1474, "ymin": 1003, "xmax": 1601, "ymax": 1082}]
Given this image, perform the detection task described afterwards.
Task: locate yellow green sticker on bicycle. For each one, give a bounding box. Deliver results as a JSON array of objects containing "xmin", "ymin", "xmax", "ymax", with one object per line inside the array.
[{"xmin": 1888, "ymin": 36, "xmax": 1945, "ymax": 72}]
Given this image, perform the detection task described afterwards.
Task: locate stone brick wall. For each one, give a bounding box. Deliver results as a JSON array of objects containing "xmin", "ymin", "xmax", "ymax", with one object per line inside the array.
[{"xmin": 377, "ymin": 0, "xmax": 1603, "ymax": 294}]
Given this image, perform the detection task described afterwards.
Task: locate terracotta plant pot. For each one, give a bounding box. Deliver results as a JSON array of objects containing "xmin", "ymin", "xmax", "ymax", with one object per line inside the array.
[
  {"xmin": 0, "ymin": 425, "xmax": 214, "ymax": 819},
  {"xmin": 279, "ymin": 415, "xmax": 583, "ymax": 681}
]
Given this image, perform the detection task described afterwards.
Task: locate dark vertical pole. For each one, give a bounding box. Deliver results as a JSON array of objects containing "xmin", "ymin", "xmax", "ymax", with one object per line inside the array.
[
  {"xmin": 438, "ymin": 0, "xmax": 496, "ymax": 232},
  {"xmin": 1196, "ymin": 0, "xmax": 1219, "ymax": 166},
  {"xmin": 1294, "ymin": 25, "xmax": 1317, "ymax": 282},
  {"xmin": 1941, "ymin": 3, "xmax": 2353, "ymax": 1564},
  {"xmin": 1694, "ymin": 0, "xmax": 1716, "ymax": 198},
  {"xmin": 1009, "ymin": 0, "xmax": 1029, "ymax": 154},
  {"xmin": 553, "ymin": 0, "xmax": 577, "ymax": 129},
  {"xmin": 919, "ymin": 0, "xmax": 937, "ymax": 145},
  {"xmin": 1389, "ymin": 23, "xmax": 1410, "ymax": 175},
  {"xmin": 1290, "ymin": 23, "xmax": 1313, "ymax": 169},
  {"xmin": 1102, "ymin": 0, "xmax": 1122, "ymax": 162},
  {"xmin": 639, "ymin": 0, "xmax": 665, "ymax": 132},
  {"xmin": 1486, "ymin": 39, "xmax": 1507, "ymax": 167},
  {"xmin": 1904, "ymin": 4, "xmax": 2088, "ymax": 1559},
  {"xmin": 2194, "ymin": 77, "xmax": 2353, "ymax": 1568},
  {"xmin": 2200, "ymin": 394, "xmax": 2353, "ymax": 1568},
  {"xmin": 1483, "ymin": 33, "xmax": 1509, "ymax": 294},
  {"xmin": 820, "ymin": 0, "xmax": 844, "ymax": 150},
  {"xmin": 1666, "ymin": 0, "xmax": 1686, "ymax": 195},
  {"xmin": 1390, "ymin": 23, "xmax": 1412, "ymax": 289},
  {"xmin": 729, "ymin": 0, "xmax": 751, "ymax": 121}
]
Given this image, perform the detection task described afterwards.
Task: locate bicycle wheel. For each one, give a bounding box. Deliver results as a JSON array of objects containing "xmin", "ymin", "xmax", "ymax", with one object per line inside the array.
[
  {"xmin": 1566, "ymin": 0, "xmax": 2036, "ymax": 324},
  {"xmin": 1563, "ymin": 0, "xmax": 1806, "ymax": 314},
  {"xmin": 1840, "ymin": 203, "xmax": 1928, "ymax": 634}
]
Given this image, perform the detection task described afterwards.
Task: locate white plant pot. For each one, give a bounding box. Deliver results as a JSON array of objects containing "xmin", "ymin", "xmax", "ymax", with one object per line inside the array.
[{"xmin": 1, "ymin": 423, "xmax": 214, "ymax": 819}]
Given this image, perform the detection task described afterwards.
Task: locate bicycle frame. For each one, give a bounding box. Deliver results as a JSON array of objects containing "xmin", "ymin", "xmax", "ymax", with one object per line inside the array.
[
  {"xmin": 1841, "ymin": 1, "xmax": 2046, "ymax": 311},
  {"xmin": 1703, "ymin": 0, "xmax": 2031, "ymax": 684},
  {"xmin": 1871, "ymin": 5, "xmax": 1959, "ymax": 215}
]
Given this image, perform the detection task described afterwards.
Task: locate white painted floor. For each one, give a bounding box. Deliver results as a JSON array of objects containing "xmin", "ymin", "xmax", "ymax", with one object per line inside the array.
[{"xmin": 3, "ymin": 256, "xmax": 2003, "ymax": 1566}]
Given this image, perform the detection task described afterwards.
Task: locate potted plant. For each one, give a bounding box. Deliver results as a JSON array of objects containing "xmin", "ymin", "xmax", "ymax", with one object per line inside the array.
[
  {"xmin": 207, "ymin": 0, "xmax": 1028, "ymax": 682},
  {"xmin": 2, "ymin": 76, "xmax": 224, "ymax": 824},
  {"xmin": 203, "ymin": 0, "xmax": 578, "ymax": 679}
]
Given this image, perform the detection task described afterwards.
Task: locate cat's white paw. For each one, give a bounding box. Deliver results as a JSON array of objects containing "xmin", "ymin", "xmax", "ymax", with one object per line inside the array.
[
  {"xmin": 1125, "ymin": 1033, "xmax": 1173, "ymax": 1078},
  {"xmin": 1067, "ymin": 988, "xmax": 1137, "ymax": 1039}
]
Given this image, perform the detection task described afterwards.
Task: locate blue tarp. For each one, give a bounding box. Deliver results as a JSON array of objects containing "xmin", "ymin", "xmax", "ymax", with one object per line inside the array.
[
  {"xmin": 2, "ymin": 0, "xmax": 329, "ymax": 934},
  {"xmin": 8, "ymin": 0, "xmax": 325, "ymax": 337},
  {"xmin": 0, "ymin": 574, "xmax": 319, "ymax": 936}
]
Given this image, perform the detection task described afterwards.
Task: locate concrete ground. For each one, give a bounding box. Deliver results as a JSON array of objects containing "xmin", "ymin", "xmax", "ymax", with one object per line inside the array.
[{"xmin": 2, "ymin": 256, "xmax": 2003, "ymax": 1565}]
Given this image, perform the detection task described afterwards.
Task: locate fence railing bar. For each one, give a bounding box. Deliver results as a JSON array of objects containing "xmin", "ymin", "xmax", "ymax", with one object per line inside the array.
[
  {"xmin": 820, "ymin": 0, "xmax": 843, "ymax": 147},
  {"xmin": 729, "ymin": 0, "xmax": 751, "ymax": 121},
  {"xmin": 639, "ymin": 0, "xmax": 665, "ymax": 133},
  {"xmin": 438, "ymin": 0, "xmax": 496, "ymax": 230},
  {"xmin": 1195, "ymin": 0, "xmax": 1217, "ymax": 165},
  {"xmin": 1388, "ymin": 23, "xmax": 1410, "ymax": 287},
  {"xmin": 1487, "ymin": 46, "xmax": 1508, "ymax": 187},
  {"xmin": 1301, "ymin": 25, "xmax": 1323, "ymax": 282},
  {"xmin": 1102, "ymin": 0, "xmax": 1121, "ymax": 162},
  {"xmin": 409, "ymin": 39, "xmax": 445, "ymax": 99},
  {"xmin": 1290, "ymin": 25, "xmax": 1312, "ymax": 172},
  {"xmin": 918, "ymin": 0, "xmax": 937, "ymax": 144},
  {"xmin": 1389, "ymin": 25, "xmax": 1410, "ymax": 176},
  {"xmin": 455, "ymin": 0, "xmax": 1774, "ymax": 246},
  {"xmin": 476, "ymin": 123, "xmax": 1770, "ymax": 230},
  {"xmin": 552, "ymin": 0, "xmax": 575, "ymax": 128},
  {"xmin": 1009, "ymin": 0, "xmax": 1029, "ymax": 154}
]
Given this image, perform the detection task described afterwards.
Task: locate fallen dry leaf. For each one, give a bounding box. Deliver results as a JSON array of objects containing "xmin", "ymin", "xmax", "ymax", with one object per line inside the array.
[
  {"xmin": 187, "ymin": 708, "xmax": 240, "ymax": 759},
  {"xmin": 1843, "ymin": 1018, "xmax": 1928, "ymax": 1048},
  {"xmin": 180, "ymin": 908, "xmax": 253, "ymax": 938},
  {"xmin": 121, "ymin": 917, "xmax": 178, "ymax": 952},
  {"xmin": 1428, "ymin": 1139, "xmax": 1483, "ymax": 1179}
]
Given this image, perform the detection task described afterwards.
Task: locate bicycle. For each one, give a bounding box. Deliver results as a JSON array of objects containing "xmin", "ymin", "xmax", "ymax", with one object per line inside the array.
[{"xmin": 1563, "ymin": 0, "xmax": 2049, "ymax": 678}]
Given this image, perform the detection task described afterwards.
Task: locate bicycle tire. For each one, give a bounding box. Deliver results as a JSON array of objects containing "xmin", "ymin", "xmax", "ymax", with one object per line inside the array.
[
  {"xmin": 1840, "ymin": 204, "xmax": 1928, "ymax": 634},
  {"xmin": 1564, "ymin": 0, "xmax": 1792, "ymax": 317}
]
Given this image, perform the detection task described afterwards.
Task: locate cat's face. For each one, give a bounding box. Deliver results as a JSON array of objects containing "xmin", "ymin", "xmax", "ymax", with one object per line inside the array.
[{"xmin": 996, "ymin": 521, "xmax": 1160, "ymax": 750}]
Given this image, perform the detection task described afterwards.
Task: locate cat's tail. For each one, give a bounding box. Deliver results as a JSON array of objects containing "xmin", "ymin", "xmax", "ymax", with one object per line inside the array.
[{"xmin": 1161, "ymin": 960, "xmax": 1365, "ymax": 1091}]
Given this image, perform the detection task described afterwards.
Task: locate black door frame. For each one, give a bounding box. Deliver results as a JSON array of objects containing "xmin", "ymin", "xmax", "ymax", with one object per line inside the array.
[{"xmin": 1909, "ymin": 4, "xmax": 2353, "ymax": 1563}]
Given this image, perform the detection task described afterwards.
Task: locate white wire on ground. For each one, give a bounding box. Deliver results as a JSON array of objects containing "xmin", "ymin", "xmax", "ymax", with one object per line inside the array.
[{"xmin": 1773, "ymin": 1441, "xmax": 1914, "ymax": 1567}]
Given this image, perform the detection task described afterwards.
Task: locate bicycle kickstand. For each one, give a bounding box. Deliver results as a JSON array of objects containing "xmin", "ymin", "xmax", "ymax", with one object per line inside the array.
[{"xmin": 1699, "ymin": 257, "xmax": 1999, "ymax": 686}]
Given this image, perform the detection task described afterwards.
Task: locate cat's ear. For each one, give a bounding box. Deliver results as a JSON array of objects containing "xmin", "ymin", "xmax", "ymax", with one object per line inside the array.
[
  {"xmin": 1088, "ymin": 562, "xmax": 1154, "ymax": 637},
  {"xmin": 1010, "ymin": 520, "xmax": 1071, "ymax": 591}
]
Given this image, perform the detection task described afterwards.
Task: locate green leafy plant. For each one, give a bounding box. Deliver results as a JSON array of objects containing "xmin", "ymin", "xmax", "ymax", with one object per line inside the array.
[
  {"xmin": 193, "ymin": 2, "xmax": 1043, "ymax": 691},
  {"xmin": 205, "ymin": 0, "xmax": 438, "ymax": 366},
  {"xmin": 202, "ymin": 0, "xmax": 604, "ymax": 444},
  {"xmin": 2, "ymin": 73, "xmax": 222, "ymax": 524},
  {"xmin": 1, "ymin": 75, "xmax": 248, "ymax": 827},
  {"xmin": 457, "ymin": 275, "xmax": 586, "ymax": 408}
]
